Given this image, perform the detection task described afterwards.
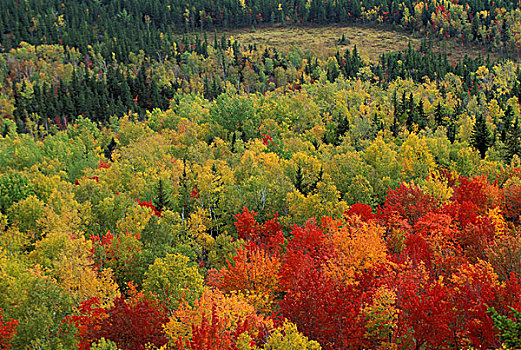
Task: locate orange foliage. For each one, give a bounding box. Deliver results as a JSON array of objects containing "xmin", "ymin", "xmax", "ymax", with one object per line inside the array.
[
  {"xmin": 207, "ymin": 245, "xmax": 281, "ymax": 313},
  {"xmin": 322, "ymin": 216, "xmax": 388, "ymax": 285}
]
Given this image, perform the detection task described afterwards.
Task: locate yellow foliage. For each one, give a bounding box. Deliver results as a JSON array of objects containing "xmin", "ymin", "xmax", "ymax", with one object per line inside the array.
[
  {"xmin": 450, "ymin": 259, "xmax": 500, "ymax": 291},
  {"xmin": 187, "ymin": 207, "xmax": 215, "ymax": 249},
  {"xmin": 421, "ymin": 170, "xmax": 454, "ymax": 205},
  {"xmin": 397, "ymin": 133, "xmax": 436, "ymax": 180},
  {"xmin": 364, "ymin": 136, "xmax": 398, "ymax": 178},
  {"xmin": 37, "ymin": 188, "xmax": 91, "ymax": 234},
  {"xmin": 143, "ymin": 253, "xmax": 204, "ymax": 311},
  {"xmin": 486, "ymin": 207, "xmax": 507, "ymax": 237},
  {"xmin": 362, "ymin": 286, "xmax": 399, "ymax": 349},
  {"xmin": 262, "ymin": 322, "xmax": 321, "ymax": 349},
  {"xmin": 116, "ymin": 205, "xmax": 152, "ymax": 237},
  {"xmin": 208, "ymin": 247, "xmax": 282, "ymax": 313},
  {"xmin": 29, "ymin": 230, "xmax": 120, "ymax": 308},
  {"xmin": 164, "ymin": 288, "xmax": 270, "ymax": 345}
]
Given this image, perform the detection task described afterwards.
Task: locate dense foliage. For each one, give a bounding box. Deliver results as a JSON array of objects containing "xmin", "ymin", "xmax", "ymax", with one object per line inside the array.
[{"xmin": 3, "ymin": 0, "xmax": 521, "ymax": 349}]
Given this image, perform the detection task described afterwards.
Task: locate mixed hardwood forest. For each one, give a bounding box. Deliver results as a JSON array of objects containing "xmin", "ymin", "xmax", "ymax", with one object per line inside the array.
[{"xmin": 4, "ymin": 0, "xmax": 521, "ymax": 349}]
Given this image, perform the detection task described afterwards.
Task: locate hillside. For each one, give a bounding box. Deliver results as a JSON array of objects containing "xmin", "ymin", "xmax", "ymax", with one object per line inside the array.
[
  {"xmin": 218, "ymin": 23, "xmax": 500, "ymax": 62},
  {"xmin": 2, "ymin": 0, "xmax": 521, "ymax": 349}
]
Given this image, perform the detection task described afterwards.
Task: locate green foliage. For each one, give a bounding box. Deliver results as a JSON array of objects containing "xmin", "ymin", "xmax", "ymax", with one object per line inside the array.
[
  {"xmin": 210, "ymin": 94, "xmax": 259, "ymax": 139},
  {"xmin": 0, "ymin": 253, "xmax": 76, "ymax": 349},
  {"xmin": 90, "ymin": 338, "xmax": 121, "ymax": 350},
  {"xmin": 7, "ymin": 195, "xmax": 45, "ymax": 244},
  {"xmin": 143, "ymin": 253, "xmax": 204, "ymax": 311},
  {"xmin": 490, "ymin": 307, "xmax": 521, "ymax": 348},
  {"xmin": 4, "ymin": 3, "xmax": 521, "ymax": 348},
  {"xmin": 42, "ymin": 132, "xmax": 99, "ymax": 181},
  {"xmin": 0, "ymin": 134, "xmax": 42, "ymax": 171},
  {"xmin": 0, "ymin": 172, "xmax": 34, "ymax": 213}
]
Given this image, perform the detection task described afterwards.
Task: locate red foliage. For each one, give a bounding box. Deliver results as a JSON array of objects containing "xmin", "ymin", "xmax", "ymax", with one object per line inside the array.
[
  {"xmin": 503, "ymin": 183, "xmax": 521, "ymax": 222},
  {"xmin": 0, "ymin": 309, "xmax": 18, "ymax": 350},
  {"xmin": 72, "ymin": 296, "xmax": 168, "ymax": 350},
  {"xmin": 459, "ymin": 216, "xmax": 496, "ymax": 261},
  {"xmin": 174, "ymin": 307, "xmax": 268, "ymax": 350},
  {"xmin": 448, "ymin": 263, "xmax": 501, "ymax": 348},
  {"xmin": 280, "ymin": 266, "xmax": 367, "ymax": 350},
  {"xmin": 89, "ymin": 230, "xmax": 142, "ymax": 281},
  {"xmin": 278, "ymin": 220, "xmax": 375, "ymax": 349},
  {"xmin": 206, "ymin": 245, "xmax": 281, "ymax": 307},
  {"xmin": 234, "ymin": 207, "xmax": 284, "ymax": 255},
  {"xmin": 69, "ymin": 173, "xmax": 521, "ymax": 348},
  {"xmin": 98, "ymin": 159, "xmax": 111, "ymax": 169},
  {"xmin": 262, "ymin": 134, "xmax": 272, "ymax": 146},
  {"xmin": 98, "ymin": 296, "xmax": 168, "ymax": 349},
  {"xmin": 413, "ymin": 213, "xmax": 465, "ymax": 275},
  {"xmin": 453, "ymin": 175, "xmax": 504, "ymax": 214},
  {"xmin": 279, "ymin": 220, "xmax": 327, "ymax": 291},
  {"xmin": 86, "ymin": 176, "xmax": 99, "ymax": 182},
  {"xmin": 442, "ymin": 201, "xmax": 481, "ymax": 227},
  {"xmin": 377, "ymin": 182, "xmax": 439, "ymax": 225},
  {"xmin": 136, "ymin": 198, "xmax": 161, "ymax": 217},
  {"xmin": 401, "ymin": 233, "xmax": 434, "ymax": 269},
  {"xmin": 66, "ymin": 297, "xmax": 108, "ymax": 350},
  {"xmin": 190, "ymin": 186, "xmax": 199, "ymax": 200},
  {"xmin": 284, "ymin": 219, "xmax": 327, "ymax": 258},
  {"xmin": 393, "ymin": 265, "xmax": 457, "ymax": 349},
  {"xmin": 345, "ymin": 203, "xmax": 375, "ymax": 222},
  {"xmin": 501, "ymin": 274, "xmax": 521, "ymax": 312}
]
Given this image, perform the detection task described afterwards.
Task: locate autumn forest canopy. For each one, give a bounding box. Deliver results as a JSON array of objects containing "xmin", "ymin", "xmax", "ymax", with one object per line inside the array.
[{"xmin": 5, "ymin": 0, "xmax": 521, "ymax": 349}]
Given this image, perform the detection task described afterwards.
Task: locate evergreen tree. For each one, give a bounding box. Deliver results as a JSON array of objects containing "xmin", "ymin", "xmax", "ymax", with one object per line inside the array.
[
  {"xmin": 501, "ymin": 105, "xmax": 515, "ymax": 142},
  {"xmin": 334, "ymin": 116, "xmax": 350, "ymax": 146},
  {"xmin": 154, "ymin": 178, "xmax": 171, "ymax": 212},
  {"xmin": 471, "ymin": 114, "xmax": 493, "ymax": 159},
  {"xmin": 295, "ymin": 165, "xmax": 305, "ymax": 194},
  {"xmin": 434, "ymin": 102, "xmax": 444, "ymax": 128},
  {"xmin": 505, "ymin": 117, "xmax": 521, "ymax": 162},
  {"xmin": 104, "ymin": 137, "xmax": 118, "ymax": 161}
]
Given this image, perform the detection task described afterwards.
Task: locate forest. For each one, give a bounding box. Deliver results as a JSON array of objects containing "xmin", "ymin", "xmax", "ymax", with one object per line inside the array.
[{"xmin": 3, "ymin": 0, "xmax": 521, "ymax": 349}]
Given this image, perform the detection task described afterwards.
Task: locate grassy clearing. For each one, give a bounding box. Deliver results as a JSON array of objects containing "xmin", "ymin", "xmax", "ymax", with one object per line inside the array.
[{"xmin": 216, "ymin": 23, "xmax": 499, "ymax": 63}]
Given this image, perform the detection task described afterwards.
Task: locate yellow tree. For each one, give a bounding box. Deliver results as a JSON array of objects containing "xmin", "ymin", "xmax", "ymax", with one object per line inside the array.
[
  {"xmin": 163, "ymin": 288, "xmax": 270, "ymax": 346},
  {"xmin": 29, "ymin": 230, "xmax": 120, "ymax": 308}
]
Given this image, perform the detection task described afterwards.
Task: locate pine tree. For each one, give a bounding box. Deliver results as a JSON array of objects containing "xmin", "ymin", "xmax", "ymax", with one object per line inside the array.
[
  {"xmin": 295, "ymin": 165, "xmax": 305, "ymax": 194},
  {"xmin": 416, "ymin": 98, "xmax": 427, "ymax": 130},
  {"xmin": 505, "ymin": 117, "xmax": 521, "ymax": 163},
  {"xmin": 501, "ymin": 105, "xmax": 514, "ymax": 142},
  {"xmin": 471, "ymin": 114, "xmax": 493, "ymax": 159},
  {"xmin": 104, "ymin": 137, "xmax": 117, "ymax": 161},
  {"xmin": 434, "ymin": 102, "xmax": 444, "ymax": 128},
  {"xmin": 154, "ymin": 178, "xmax": 171, "ymax": 212}
]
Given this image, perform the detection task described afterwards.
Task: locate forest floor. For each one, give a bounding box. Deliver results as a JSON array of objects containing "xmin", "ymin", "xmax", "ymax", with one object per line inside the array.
[{"xmin": 215, "ymin": 23, "xmax": 500, "ymax": 62}]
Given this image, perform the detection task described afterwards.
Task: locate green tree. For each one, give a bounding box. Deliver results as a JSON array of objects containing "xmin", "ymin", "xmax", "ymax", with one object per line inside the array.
[
  {"xmin": 143, "ymin": 253, "xmax": 204, "ymax": 311},
  {"xmin": 490, "ymin": 307, "xmax": 521, "ymax": 349},
  {"xmin": 505, "ymin": 117, "xmax": 521, "ymax": 162},
  {"xmin": 471, "ymin": 114, "xmax": 493, "ymax": 159}
]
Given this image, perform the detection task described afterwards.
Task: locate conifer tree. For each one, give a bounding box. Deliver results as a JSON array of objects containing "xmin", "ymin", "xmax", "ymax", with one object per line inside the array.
[
  {"xmin": 471, "ymin": 114, "xmax": 493, "ymax": 158},
  {"xmin": 505, "ymin": 117, "xmax": 521, "ymax": 162}
]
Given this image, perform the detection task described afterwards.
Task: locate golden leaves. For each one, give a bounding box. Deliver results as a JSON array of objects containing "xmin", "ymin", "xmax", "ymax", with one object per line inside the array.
[{"xmin": 323, "ymin": 216, "xmax": 388, "ymax": 285}]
